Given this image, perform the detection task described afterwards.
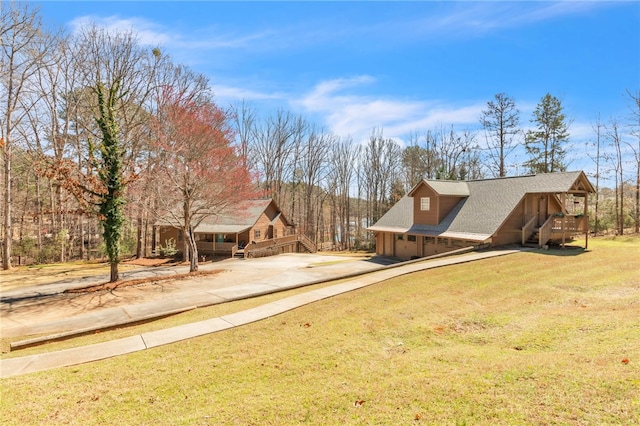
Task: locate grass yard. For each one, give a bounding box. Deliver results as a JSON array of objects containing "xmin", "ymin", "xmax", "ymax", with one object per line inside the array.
[{"xmin": 1, "ymin": 236, "xmax": 639, "ymax": 425}]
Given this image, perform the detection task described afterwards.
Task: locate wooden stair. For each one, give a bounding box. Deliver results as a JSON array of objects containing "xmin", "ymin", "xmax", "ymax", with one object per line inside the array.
[
  {"xmin": 523, "ymin": 228, "xmax": 551, "ymax": 248},
  {"xmin": 298, "ymin": 235, "xmax": 317, "ymax": 253},
  {"xmin": 523, "ymin": 229, "xmax": 540, "ymax": 248}
]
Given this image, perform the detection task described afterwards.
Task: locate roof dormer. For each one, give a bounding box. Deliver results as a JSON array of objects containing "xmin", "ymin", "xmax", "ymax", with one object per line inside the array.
[{"xmin": 409, "ymin": 180, "xmax": 469, "ymax": 226}]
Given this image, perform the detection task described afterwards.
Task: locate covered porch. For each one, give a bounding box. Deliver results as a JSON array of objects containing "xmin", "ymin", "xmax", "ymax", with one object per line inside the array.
[{"xmin": 521, "ymin": 189, "xmax": 592, "ymax": 249}]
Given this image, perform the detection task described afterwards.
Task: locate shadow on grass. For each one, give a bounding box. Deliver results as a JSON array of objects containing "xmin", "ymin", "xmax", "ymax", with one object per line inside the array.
[{"xmin": 528, "ymin": 245, "xmax": 588, "ymax": 257}]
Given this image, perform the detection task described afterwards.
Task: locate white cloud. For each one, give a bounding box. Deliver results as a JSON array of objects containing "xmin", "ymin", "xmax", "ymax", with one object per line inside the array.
[
  {"xmin": 69, "ymin": 15, "xmax": 172, "ymax": 46},
  {"xmin": 68, "ymin": 15, "xmax": 269, "ymax": 51},
  {"xmin": 212, "ymin": 85, "xmax": 284, "ymax": 103},
  {"xmin": 294, "ymin": 76, "xmax": 485, "ymax": 143},
  {"xmin": 397, "ymin": 1, "xmax": 610, "ymax": 41}
]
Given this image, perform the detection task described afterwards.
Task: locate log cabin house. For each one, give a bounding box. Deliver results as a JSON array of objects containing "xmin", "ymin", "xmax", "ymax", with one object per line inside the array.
[
  {"xmin": 156, "ymin": 199, "xmax": 315, "ymax": 258},
  {"xmin": 368, "ymin": 171, "xmax": 595, "ymax": 260}
]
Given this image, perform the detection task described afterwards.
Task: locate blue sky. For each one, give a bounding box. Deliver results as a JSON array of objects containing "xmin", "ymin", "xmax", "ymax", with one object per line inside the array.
[{"xmin": 34, "ymin": 1, "xmax": 640, "ymax": 177}]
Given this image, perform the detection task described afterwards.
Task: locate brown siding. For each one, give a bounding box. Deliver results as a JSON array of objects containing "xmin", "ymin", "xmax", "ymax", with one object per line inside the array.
[
  {"xmin": 394, "ymin": 235, "xmax": 417, "ymax": 260},
  {"xmin": 272, "ymin": 215, "xmax": 288, "ymax": 239},
  {"xmin": 252, "ymin": 211, "xmax": 272, "ymax": 241},
  {"xmin": 159, "ymin": 227, "xmax": 180, "ymax": 246},
  {"xmin": 413, "ymin": 185, "xmax": 439, "ymax": 225},
  {"xmin": 375, "ymin": 233, "xmax": 383, "ymax": 255},
  {"xmin": 548, "ymin": 194, "xmax": 563, "ymax": 215},
  {"xmin": 524, "ymin": 193, "xmax": 538, "ymax": 218},
  {"xmin": 438, "ymin": 196, "xmax": 464, "ymax": 222},
  {"xmin": 493, "ymin": 198, "xmax": 525, "ymax": 246},
  {"xmin": 385, "ymin": 233, "xmax": 393, "ymax": 256},
  {"xmin": 412, "ymin": 183, "xmax": 465, "ymax": 225}
]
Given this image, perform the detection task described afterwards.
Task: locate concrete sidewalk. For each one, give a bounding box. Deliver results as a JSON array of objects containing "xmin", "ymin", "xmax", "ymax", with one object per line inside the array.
[{"xmin": 0, "ymin": 248, "xmax": 524, "ymax": 378}]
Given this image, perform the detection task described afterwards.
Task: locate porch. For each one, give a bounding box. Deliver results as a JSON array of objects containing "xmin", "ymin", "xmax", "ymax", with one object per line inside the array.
[
  {"xmin": 522, "ymin": 214, "xmax": 589, "ymax": 249},
  {"xmin": 233, "ymin": 234, "xmax": 317, "ymax": 259},
  {"xmin": 196, "ymin": 234, "xmax": 317, "ymax": 259}
]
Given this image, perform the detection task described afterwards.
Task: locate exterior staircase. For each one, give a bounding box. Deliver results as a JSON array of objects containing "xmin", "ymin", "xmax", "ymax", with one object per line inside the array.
[
  {"xmin": 298, "ymin": 235, "xmax": 317, "ymax": 253},
  {"xmin": 523, "ymin": 228, "xmax": 551, "ymax": 248},
  {"xmin": 523, "ymin": 229, "xmax": 539, "ymax": 248}
]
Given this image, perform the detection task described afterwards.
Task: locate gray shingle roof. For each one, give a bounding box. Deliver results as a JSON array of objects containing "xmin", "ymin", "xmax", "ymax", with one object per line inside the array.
[
  {"xmin": 410, "ymin": 180, "xmax": 469, "ymax": 196},
  {"xmin": 369, "ymin": 171, "xmax": 593, "ymax": 241},
  {"xmin": 193, "ymin": 199, "xmax": 277, "ymax": 233}
]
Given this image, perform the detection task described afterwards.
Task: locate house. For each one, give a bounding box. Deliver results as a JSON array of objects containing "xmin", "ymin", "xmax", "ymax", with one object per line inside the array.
[
  {"xmin": 368, "ymin": 171, "xmax": 595, "ymax": 260},
  {"xmin": 157, "ymin": 199, "xmax": 314, "ymax": 258}
]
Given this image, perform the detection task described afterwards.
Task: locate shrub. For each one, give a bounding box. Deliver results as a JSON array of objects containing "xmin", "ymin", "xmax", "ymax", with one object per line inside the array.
[{"xmin": 158, "ymin": 238, "xmax": 178, "ymax": 257}]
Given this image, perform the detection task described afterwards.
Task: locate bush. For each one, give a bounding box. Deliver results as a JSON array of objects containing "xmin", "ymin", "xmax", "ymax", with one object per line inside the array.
[{"xmin": 158, "ymin": 238, "xmax": 178, "ymax": 257}]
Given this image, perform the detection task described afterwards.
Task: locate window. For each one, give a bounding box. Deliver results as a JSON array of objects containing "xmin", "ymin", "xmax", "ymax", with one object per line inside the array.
[
  {"xmin": 407, "ymin": 235, "xmax": 417, "ymax": 242},
  {"xmin": 396, "ymin": 234, "xmax": 404, "ymax": 241},
  {"xmin": 420, "ymin": 197, "xmax": 431, "ymax": 211},
  {"xmin": 254, "ymin": 229, "xmax": 261, "ymax": 239},
  {"xmin": 273, "ymin": 228, "xmax": 278, "ymax": 239}
]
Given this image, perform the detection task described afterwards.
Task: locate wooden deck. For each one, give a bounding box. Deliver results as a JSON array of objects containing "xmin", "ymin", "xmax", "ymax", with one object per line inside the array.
[{"xmin": 524, "ymin": 214, "xmax": 588, "ymax": 248}]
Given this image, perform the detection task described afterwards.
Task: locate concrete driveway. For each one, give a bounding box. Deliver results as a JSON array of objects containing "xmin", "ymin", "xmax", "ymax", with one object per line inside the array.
[
  {"xmin": 1, "ymin": 253, "xmax": 398, "ymax": 339},
  {"xmin": 0, "ymin": 249, "xmax": 526, "ymax": 378}
]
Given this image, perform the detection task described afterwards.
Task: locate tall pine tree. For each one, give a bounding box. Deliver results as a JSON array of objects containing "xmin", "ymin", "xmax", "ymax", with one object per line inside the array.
[{"xmin": 525, "ymin": 93, "xmax": 569, "ymax": 173}]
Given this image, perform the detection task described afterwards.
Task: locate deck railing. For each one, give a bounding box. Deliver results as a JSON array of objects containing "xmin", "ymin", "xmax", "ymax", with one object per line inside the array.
[
  {"xmin": 538, "ymin": 215, "xmax": 555, "ymax": 248},
  {"xmin": 298, "ymin": 234, "xmax": 317, "ymax": 253},
  {"xmin": 243, "ymin": 234, "xmax": 317, "ymax": 258},
  {"xmin": 551, "ymin": 214, "xmax": 586, "ymax": 233},
  {"xmin": 195, "ymin": 241, "xmax": 235, "ymax": 254}
]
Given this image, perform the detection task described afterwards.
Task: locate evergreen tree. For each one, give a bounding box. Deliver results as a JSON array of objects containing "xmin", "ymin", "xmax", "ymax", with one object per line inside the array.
[{"xmin": 524, "ymin": 93, "xmax": 569, "ymax": 173}]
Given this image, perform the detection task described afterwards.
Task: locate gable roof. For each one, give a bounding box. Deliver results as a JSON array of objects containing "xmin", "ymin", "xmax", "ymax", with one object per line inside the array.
[
  {"xmin": 369, "ymin": 171, "xmax": 594, "ymax": 242},
  {"xmin": 159, "ymin": 199, "xmax": 291, "ymax": 234},
  {"xmin": 408, "ymin": 180, "xmax": 469, "ymax": 197}
]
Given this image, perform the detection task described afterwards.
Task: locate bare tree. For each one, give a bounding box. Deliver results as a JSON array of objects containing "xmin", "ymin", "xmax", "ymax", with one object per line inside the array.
[
  {"xmin": 401, "ymin": 131, "xmax": 430, "ymax": 191},
  {"xmin": 152, "ymin": 87, "xmax": 254, "ymax": 272},
  {"xmin": 250, "ymin": 110, "xmax": 299, "ymax": 206},
  {"xmin": 435, "ymin": 125, "xmax": 480, "ymax": 180},
  {"xmin": 231, "ymin": 99, "xmax": 256, "ymax": 171},
  {"xmin": 587, "ymin": 115, "xmax": 604, "ymax": 234},
  {"xmin": 480, "ymin": 93, "xmax": 520, "ymax": 177},
  {"xmin": 606, "ymin": 118, "xmax": 625, "ymax": 235},
  {"xmin": 1, "ymin": 2, "xmax": 51, "ymax": 269},
  {"xmin": 328, "ymin": 136, "xmax": 355, "ymax": 250},
  {"xmin": 299, "ymin": 127, "xmax": 331, "ymax": 241},
  {"xmin": 625, "ymin": 89, "xmax": 640, "ymax": 233},
  {"xmin": 359, "ymin": 129, "xmax": 402, "ymax": 226}
]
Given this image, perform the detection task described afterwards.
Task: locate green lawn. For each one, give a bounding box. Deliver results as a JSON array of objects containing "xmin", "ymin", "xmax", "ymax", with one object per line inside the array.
[{"xmin": 1, "ymin": 236, "xmax": 639, "ymax": 425}]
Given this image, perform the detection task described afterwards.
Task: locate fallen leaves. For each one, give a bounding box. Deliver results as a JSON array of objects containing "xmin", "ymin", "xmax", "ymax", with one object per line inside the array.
[
  {"xmin": 353, "ymin": 400, "xmax": 366, "ymax": 407},
  {"xmin": 621, "ymin": 358, "xmax": 630, "ymax": 364}
]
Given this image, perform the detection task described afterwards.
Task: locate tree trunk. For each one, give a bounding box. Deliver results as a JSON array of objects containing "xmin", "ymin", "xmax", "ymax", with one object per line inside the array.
[
  {"xmin": 110, "ymin": 261, "xmax": 119, "ymax": 282},
  {"xmin": 36, "ymin": 174, "xmax": 43, "ymax": 255},
  {"xmin": 187, "ymin": 228, "xmax": 198, "ymax": 272},
  {"xmin": 136, "ymin": 214, "xmax": 143, "ymax": 259},
  {"xmin": 79, "ymin": 216, "xmax": 86, "ymax": 260},
  {"xmin": 636, "ymin": 167, "xmax": 639, "ymax": 234},
  {"xmin": 2, "ymin": 135, "xmax": 12, "ymax": 270}
]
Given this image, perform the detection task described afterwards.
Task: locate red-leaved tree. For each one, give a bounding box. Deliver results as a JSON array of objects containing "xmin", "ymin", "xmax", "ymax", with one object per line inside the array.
[{"xmin": 152, "ymin": 87, "xmax": 255, "ymax": 272}]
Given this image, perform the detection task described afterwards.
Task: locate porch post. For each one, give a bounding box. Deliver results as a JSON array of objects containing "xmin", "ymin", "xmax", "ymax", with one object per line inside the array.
[
  {"xmin": 584, "ymin": 193, "xmax": 589, "ymax": 250},
  {"xmin": 561, "ymin": 193, "xmax": 566, "ymax": 249}
]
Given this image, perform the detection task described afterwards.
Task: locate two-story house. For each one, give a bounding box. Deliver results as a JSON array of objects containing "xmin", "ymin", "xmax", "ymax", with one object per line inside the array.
[{"xmin": 368, "ymin": 171, "xmax": 595, "ymax": 260}]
